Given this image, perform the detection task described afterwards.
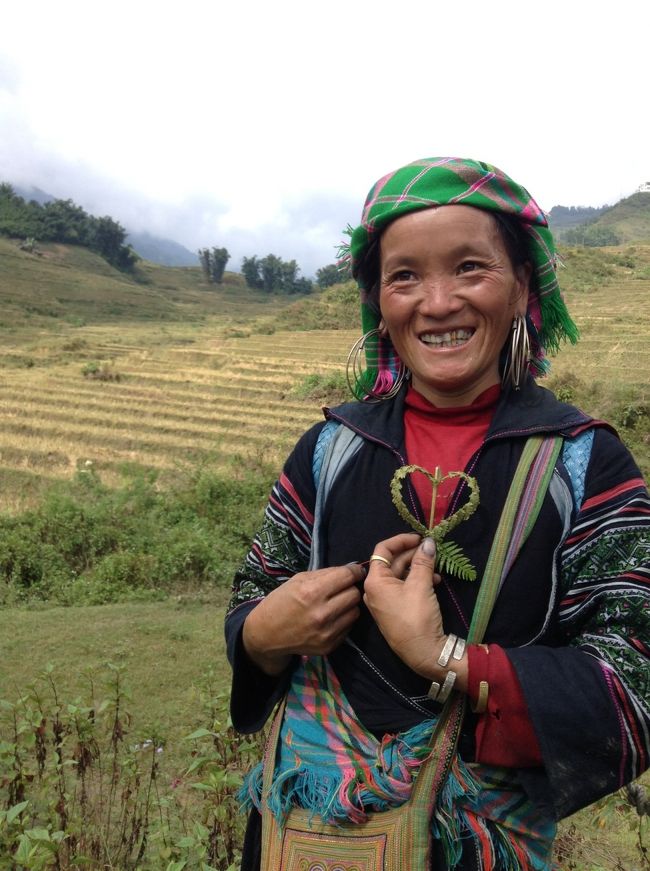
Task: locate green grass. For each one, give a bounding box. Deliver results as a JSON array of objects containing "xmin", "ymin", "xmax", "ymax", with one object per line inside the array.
[
  {"xmin": 0, "ymin": 460, "xmax": 275, "ymax": 606},
  {"xmin": 0, "ymin": 601, "xmax": 647, "ymax": 869},
  {"xmin": 0, "ymin": 597, "xmax": 230, "ymax": 746},
  {"xmin": 0, "ymin": 236, "xmax": 295, "ymax": 333}
]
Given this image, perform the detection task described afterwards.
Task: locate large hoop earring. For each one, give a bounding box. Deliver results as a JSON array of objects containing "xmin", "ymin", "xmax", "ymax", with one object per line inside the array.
[
  {"xmin": 346, "ymin": 329, "xmax": 407, "ymax": 402},
  {"xmin": 503, "ymin": 315, "xmax": 530, "ymax": 391}
]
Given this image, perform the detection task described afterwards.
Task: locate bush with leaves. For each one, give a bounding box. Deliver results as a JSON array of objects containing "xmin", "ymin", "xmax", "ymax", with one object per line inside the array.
[{"xmin": 0, "ymin": 664, "xmax": 265, "ymax": 870}]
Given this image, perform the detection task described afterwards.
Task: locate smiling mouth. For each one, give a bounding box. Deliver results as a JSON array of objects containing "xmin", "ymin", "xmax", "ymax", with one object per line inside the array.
[{"xmin": 420, "ymin": 329, "xmax": 474, "ymax": 348}]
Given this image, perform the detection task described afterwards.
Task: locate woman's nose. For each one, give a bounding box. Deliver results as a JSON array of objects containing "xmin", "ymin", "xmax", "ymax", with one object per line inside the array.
[{"xmin": 418, "ymin": 279, "xmax": 462, "ymax": 316}]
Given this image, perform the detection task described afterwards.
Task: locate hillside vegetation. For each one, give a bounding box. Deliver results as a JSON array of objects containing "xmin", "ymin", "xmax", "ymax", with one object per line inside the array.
[
  {"xmin": 564, "ymin": 191, "xmax": 650, "ymax": 246},
  {"xmin": 591, "ymin": 191, "xmax": 650, "ymax": 242}
]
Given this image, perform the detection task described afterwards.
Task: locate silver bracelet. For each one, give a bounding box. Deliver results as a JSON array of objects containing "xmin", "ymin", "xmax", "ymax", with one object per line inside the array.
[
  {"xmin": 428, "ymin": 670, "xmax": 457, "ymax": 703},
  {"xmin": 452, "ymin": 637, "xmax": 466, "ymax": 661},
  {"xmin": 437, "ymin": 634, "xmax": 458, "ymax": 668}
]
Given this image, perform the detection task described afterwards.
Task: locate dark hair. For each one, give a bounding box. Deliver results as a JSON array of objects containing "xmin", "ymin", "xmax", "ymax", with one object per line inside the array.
[
  {"xmin": 491, "ymin": 212, "xmax": 531, "ymax": 274},
  {"xmin": 357, "ymin": 207, "xmax": 533, "ymax": 316}
]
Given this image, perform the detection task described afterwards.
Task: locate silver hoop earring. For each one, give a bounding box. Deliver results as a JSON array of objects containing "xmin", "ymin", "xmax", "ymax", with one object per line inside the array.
[
  {"xmin": 346, "ymin": 329, "xmax": 407, "ymax": 402},
  {"xmin": 503, "ymin": 315, "xmax": 530, "ymax": 391}
]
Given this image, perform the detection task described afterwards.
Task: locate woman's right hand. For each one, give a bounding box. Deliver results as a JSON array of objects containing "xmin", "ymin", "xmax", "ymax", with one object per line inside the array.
[{"xmin": 242, "ymin": 563, "xmax": 365, "ymax": 675}]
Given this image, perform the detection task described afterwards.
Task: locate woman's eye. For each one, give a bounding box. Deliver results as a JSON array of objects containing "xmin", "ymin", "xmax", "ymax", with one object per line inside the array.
[
  {"xmin": 391, "ymin": 269, "xmax": 415, "ymax": 282},
  {"xmin": 458, "ymin": 261, "xmax": 480, "ymax": 273}
]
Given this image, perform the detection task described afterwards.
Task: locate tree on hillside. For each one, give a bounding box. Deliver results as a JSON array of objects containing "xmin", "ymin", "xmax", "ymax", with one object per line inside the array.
[
  {"xmin": 242, "ymin": 253, "xmax": 313, "ymax": 294},
  {"xmin": 198, "ymin": 247, "xmax": 211, "ymax": 280},
  {"xmin": 41, "ymin": 199, "xmax": 90, "ymax": 244},
  {"xmin": 0, "ymin": 183, "xmax": 137, "ymax": 271},
  {"xmin": 89, "ymin": 215, "xmax": 138, "ymax": 269},
  {"xmin": 197, "ymin": 247, "xmax": 230, "ymax": 284},
  {"xmin": 292, "ymin": 276, "xmax": 313, "ymax": 294},
  {"xmin": 210, "ymin": 247, "xmax": 230, "ymax": 283},
  {"xmin": 260, "ymin": 254, "xmax": 284, "ymax": 293},
  {"xmin": 564, "ymin": 224, "xmax": 620, "ymax": 247},
  {"xmin": 242, "ymin": 255, "xmax": 264, "ymax": 289},
  {"xmin": 316, "ymin": 261, "xmax": 352, "ymax": 288}
]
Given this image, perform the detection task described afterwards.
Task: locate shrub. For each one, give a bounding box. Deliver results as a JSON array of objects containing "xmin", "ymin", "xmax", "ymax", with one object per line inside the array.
[
  {"xmin": 0, "ymin": 461, "xmax": 275, "ymax": 606},
  {"xmin": 0, "ymin": 664, "xmax": 265, "ymax": 869},
  {"xmin": 82, "ymin": 361, "xmax": 121, "ymax": 382},
  {"xmin": 292, "ymin": 371, "xmax": 349, "ymax": 405}
]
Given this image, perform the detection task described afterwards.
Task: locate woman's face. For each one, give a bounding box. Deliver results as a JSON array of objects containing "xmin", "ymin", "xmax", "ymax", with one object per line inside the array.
[{"xmin": 379, "ymin": 205, "xmax": 530, "ymax": 407}]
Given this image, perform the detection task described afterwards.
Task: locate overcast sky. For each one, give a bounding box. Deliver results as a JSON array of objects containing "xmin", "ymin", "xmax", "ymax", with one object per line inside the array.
[{"xmin": 1, "ymin": 0, "xmax": 647, "ymax": 275}]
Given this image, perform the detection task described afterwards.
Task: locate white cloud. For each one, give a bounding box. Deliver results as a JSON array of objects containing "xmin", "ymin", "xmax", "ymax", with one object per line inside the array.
[{"xmin": 0, "ymin": 0, "xmax": 648, "ymax": 272}]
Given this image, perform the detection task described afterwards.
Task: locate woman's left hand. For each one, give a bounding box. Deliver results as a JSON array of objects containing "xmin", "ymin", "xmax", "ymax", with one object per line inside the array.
[{"xmin": 363, "ymin": 533, "xmax": 448, "ymax": 681}]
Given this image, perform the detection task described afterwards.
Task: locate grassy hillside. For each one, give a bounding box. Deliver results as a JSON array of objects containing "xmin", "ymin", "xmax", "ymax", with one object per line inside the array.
[
  {"xmin": 0, "ymin": 235, "xmax": 290, "ymax": 333},
  {"xmin": 592, "ymin": 191, "xmax": 650, "ymax": 242}
]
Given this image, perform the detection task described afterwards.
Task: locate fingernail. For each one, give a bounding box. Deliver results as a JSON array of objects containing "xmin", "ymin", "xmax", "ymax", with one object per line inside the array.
[{"xmin": 420, "ymin": 537, "xmax": 435, "ymax": 556}]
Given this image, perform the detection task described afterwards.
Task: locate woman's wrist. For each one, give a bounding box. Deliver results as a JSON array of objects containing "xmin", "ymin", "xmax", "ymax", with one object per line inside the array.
[
  {"xmin": 426, "ymin": 634, "xmax": 470, "ymax": 694},
  {"xmin": 242, "ymin": 608, "xmax": 292, "ymax": 676}
]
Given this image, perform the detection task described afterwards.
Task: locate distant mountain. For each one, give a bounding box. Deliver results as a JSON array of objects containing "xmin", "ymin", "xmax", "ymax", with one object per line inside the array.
[
  {"xmin": 585, "ymin": 191, "xmax": 650, "ymax": 243},
  {"xmin": 126, "ymin": 231, "xmax": 198, "ymax": 267},
  {"xmin": 559, "ymin": 192, "xmax": 650, "ymax": 247},
  {"xmin": 13, "ymin": 184, "xmax": 55, "ymax": 206},
  {"xmin": 548, "ymin": 204, "xmax": 608, "ymax": 233},
  {"xmin": 9, "ymin": 182, "xmax": 198, "ymax": 267}
]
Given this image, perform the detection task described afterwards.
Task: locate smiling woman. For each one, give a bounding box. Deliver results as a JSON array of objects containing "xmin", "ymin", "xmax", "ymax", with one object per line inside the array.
[
  {"xmin": 378, "ymin": 206, "xmax": 531, "ymax": 407},
  {"xmin": 225, "ymin": 157, "xmax": 650, "ymax": 871}
]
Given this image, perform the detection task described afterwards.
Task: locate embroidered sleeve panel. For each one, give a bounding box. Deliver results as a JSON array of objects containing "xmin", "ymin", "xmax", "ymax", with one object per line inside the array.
[
  {"xmin": 226, "ymin": 425, "xmax": 322, "ymax": 614},
  {"xmin": 557, "ymin": 428, "xmax": 650, "ymax": 778}
]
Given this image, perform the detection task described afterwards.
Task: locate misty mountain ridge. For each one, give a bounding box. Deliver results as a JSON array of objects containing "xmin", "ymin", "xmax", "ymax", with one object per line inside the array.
[
  {"xmin": 125, "ymin": 231, "xmax": 198, "ymax": 267},
  {"xmin": 554, "ymin": 191, "xmax": 650, "ymax": 247},
  {"xmin": 581, "ymin": 191, "xmax": 650, "ymax": 242},
  {"xmin": 9, "ymin": 181, "xmax": 650, "ymax": 267},
  {"xmin": 547, "ymin": 204, "xmax": 609, "ymax": 232},
  {"xmin": 14, "ymin": 184, "xmax": 56, "ymax": 207},
  {"xmin": 12, "ymin": 183, "xmax": 198, "ymax": 267}
]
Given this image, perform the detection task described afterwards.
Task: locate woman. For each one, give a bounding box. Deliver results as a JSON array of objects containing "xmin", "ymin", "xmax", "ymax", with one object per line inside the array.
[{"xmin": 225, "ymin": 157, "xmax": 650, "ymax": 870}]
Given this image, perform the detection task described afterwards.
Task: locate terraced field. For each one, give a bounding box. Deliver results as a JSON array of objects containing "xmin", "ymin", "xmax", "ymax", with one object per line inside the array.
[
  {"xmin": 0, "ymin": 326, "xmax": 353, "ymax": 510},
  {"xmin": 0, "ymin": 259, "xmax": 648, "ymax": 513},
  {"xmin": 552, "ymin": 279, "xmax": 650, "ymax": 385}
]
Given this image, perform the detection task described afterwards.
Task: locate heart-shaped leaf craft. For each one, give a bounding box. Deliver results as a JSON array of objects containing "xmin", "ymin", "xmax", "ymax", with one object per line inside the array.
[{"xmin": 390, "ymin": 465, "xmax": 480, "ymax": 581}]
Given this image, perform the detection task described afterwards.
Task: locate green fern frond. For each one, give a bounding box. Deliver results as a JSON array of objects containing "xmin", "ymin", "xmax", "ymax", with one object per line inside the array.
[{"xmin": 435, "ymin": 539, "xmax": 477, "ymax": 581}]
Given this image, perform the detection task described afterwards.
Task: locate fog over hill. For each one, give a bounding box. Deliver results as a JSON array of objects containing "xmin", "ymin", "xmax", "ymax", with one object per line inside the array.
[
  {"xmin": 4, "ymin": 162, "xmax": 354, "ymax": 276},
  {"xmin": 9, "ymin": 177, "xmax": 650, "ymax": 271},
  {"xmin": 13, "ymin": 183, "xmax": 198, "ymax": 267}
]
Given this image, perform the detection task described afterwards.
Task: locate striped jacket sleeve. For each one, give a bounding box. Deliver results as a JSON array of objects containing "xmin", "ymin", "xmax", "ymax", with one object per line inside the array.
[
  {"xmin": 225, "ymin": 423, "xmax": 322, "ymax": 732},
  {"xmin": 508, "ymin": 428, "xmax": 650, "ymax": 818}
]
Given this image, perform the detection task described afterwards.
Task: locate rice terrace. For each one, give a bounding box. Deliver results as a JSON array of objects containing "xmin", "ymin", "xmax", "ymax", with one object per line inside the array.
[{"xmin": 0, "ymin": 233, "xmax": 649, "ymax": 868}]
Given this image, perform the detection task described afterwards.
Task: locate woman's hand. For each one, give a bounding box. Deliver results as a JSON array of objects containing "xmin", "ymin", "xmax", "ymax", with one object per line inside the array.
[
  {"xmin": 364, "ymin": 533, "xmax": 468, "ymax": 691},
  {"xmin": 242, "ymin": 563, "xmax": 365, "ymax": 676}
]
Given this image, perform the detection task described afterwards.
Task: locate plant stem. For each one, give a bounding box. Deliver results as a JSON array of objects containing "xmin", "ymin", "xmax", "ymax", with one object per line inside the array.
[{"xmin": 429, "ymin": 466, "xmax": 441, "ymax": 531}]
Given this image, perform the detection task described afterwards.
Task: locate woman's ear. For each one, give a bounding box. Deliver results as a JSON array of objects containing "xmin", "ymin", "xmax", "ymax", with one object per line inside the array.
[{"xmin": 378, "ymin": 318, "xmax": 389, "ymax": 339}]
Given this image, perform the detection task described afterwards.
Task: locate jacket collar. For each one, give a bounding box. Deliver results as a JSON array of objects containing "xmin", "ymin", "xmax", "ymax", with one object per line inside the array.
[{"xmin": 324, "ymin": 376, "xmax": 594, "ymax": 453}]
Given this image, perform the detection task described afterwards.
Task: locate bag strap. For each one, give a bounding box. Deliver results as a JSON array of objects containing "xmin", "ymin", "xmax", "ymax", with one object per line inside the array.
[
  {"xmin": 468, "ymin": 434, "xmax": 563, "ymax": 644},
  {"xmin": 409, "ymin": 434, "xmax": 563, "ymax": 812}
]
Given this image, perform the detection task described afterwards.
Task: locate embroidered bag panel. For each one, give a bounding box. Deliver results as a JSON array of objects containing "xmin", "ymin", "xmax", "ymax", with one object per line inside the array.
[{"xmin": 262, "ymin": 781, "xmax": 430, "ymax": 870}]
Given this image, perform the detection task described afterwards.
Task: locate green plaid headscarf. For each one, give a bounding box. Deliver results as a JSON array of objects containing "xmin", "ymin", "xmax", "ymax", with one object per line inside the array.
[{"xmin": 342, "ymin": 157, "xmax": 578, "ymax": 396}]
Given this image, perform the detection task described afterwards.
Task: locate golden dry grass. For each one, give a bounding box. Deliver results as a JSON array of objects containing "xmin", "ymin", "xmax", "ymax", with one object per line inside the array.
[{"xmin": 0, "ymin": 269, "xmax": 649, "ymax": 514}]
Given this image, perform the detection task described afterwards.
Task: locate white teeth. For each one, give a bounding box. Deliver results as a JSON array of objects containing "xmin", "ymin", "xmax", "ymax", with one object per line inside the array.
[{"xmin": 421, "ymin": 329, "xmax": 473, "ymax": 348}]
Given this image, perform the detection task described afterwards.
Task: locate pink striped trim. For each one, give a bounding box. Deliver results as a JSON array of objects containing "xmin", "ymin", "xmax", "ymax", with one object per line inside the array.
[
  {"xmin": 279, "ymin": 471, "xmax": 314, "ymax": 524},
  {"xmin": 601, "ymin": 665, "xmax": 628, "ymax": 784}
]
